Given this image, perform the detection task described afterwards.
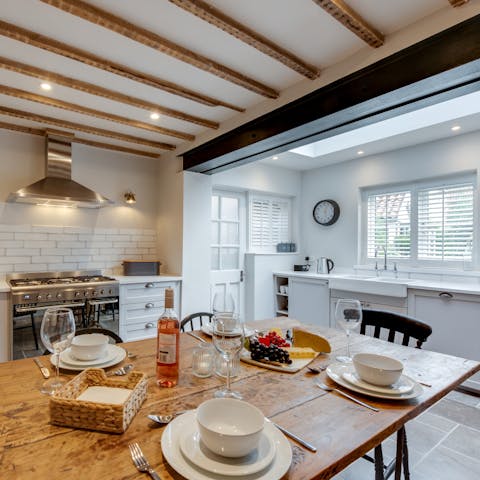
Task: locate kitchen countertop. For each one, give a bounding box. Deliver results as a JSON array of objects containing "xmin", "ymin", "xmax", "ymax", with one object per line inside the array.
[
  {"xmin": 0, "ymin": 281, "xmax": 10, "ymax": 293},
  {"xmin": 113, "ymin": 275, "xmax": 182, "ymax": 284},
  {"xmin": 273, "ymin": 270, "xmax": 480, "ymax": 296}
]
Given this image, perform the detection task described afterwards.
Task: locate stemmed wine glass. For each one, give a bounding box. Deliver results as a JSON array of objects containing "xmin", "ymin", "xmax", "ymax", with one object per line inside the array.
[
  {"xmin": 211, "ymin": 292, "xmax": 244, "ymax": 399},
  {"xmin": 335, "ymin": 299, "xmax": 362, "ymax": 363},
  {"xmin": 40, "ymin": 307, "xmax": 76, "ymax": 395}
]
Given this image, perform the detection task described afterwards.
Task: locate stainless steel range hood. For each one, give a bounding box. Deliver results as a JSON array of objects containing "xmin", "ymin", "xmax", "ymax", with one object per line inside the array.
[{"xmin": 8, "ymin": 132, "xmax": 113, "ymax": 208}]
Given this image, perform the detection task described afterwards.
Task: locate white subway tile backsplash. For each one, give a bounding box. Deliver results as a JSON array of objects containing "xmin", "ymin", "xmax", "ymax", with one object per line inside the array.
[
  {"xmin": 15, "ymin": 264, "xmax": 47, "ymax": 272},
  {"xmin": 41, "ymin": 248, "xmax": 71, "ymax": 256},
  {"xmin": 57, "ymin": 241, "xmax": 85, "ymax": 249},
  {"xmin": 14, "ymin": 233, "xmax": 48, "ymax": 241},
  {"xmin": 32, "ymin": 225, "xmax": 64, "ymax": 233},
  {"xmin": 24, "ymin": 241, "xmax": 56, "ymax": 249},
  {"xmin": 6, "ymin": 248, "xmax": 40, "ymax": 256},
  {"xmin": 0, "ymin": 224, "xmax": 31, "ymax": 232},
  {"xmin": 0, "ymin": 256, "xmax": 31, "ymax": 264},
  {"xmin": 0, "ymin": 224, "xmax": 157, "ymax": 274}
]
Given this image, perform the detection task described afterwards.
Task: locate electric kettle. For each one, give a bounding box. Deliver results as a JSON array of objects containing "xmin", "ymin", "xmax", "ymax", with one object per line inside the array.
[{"xmin": 318, "ymin": 257, "xmax": 334, "ymax": 274}]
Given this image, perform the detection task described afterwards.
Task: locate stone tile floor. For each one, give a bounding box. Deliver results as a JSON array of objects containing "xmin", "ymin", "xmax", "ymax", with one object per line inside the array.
[{"xmin": 333, "ymin": 390, "xmax": 480, "ymax": 480}]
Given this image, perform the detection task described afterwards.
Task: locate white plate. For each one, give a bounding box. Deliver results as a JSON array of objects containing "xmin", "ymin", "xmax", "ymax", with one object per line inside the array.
[
  {"xmin": 60, "ymin": 345, "xmax": 116, "ymax": 366},
  {"xmin": 201, "ymin": 324, "xmax": 255, "ymax": 338},
  {"xmin": 179, "ymin": 423, "xmax": 276, "ymax": 476},
  {"xmin": 342, "ymin": 371, "xmax": 415, "ymax": 395},
  {"xmin": 162, "ymin": 411, "xmax": 292, "ymax": 480},
  {"xmin": 327, "ymin": 363, "xmax": 423, "ymax": 400},
  {"xmin": 51, "ymin": 345, "xmax": 126, "ymax": 371}
]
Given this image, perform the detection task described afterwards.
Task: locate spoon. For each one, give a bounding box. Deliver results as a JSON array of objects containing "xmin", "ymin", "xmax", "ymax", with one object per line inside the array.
[
  {"xmin": 148, "ymin": 411, "xmax": 188, "ymax": 424},
  {"xmin": 107, "ymin": 363, "xmax": 134, "ymax": 376},
  {"xmin": 307, "ymin": 365, "xmax": 327, "ymax": 374}
]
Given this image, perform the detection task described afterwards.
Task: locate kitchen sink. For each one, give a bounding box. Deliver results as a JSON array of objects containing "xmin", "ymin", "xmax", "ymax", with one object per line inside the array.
[{"xmin": 333, "ymin": 274, "xmax": 376, "ymax": 280}]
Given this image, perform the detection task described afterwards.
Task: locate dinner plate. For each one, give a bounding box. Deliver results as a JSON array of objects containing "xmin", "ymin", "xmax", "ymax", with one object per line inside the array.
[
  {"xmin": 59, "ymin": 345, "xmax": 117, "ymax": 366},
  {"xmin": 51, "ymin": 345, "xmax": 126, "ymax": 371},
  {"xmin": 201, "ymin": 324, "xmax": 255, "ymax": 338},
  {"xmin": 342, "ymin": 371, "xmax": 415, "ymax": 395},
  {"xmin": 161, "ymin": 410, "xmax": 292, "ymax": 480},
  {"xmin": 327, "ymin": 363, "xmax": 423, "ymax": 400},
  {"xmin": 179, "ymin": 422, "xmax": 276, "ymax": 476}
]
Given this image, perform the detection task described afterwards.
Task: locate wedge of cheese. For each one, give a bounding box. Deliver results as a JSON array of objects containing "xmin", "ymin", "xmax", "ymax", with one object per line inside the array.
[
  {"xmin": 292, "ymin": 328, "xmax": 331, "ymax": 353},
  {"xmin": 284, "ymin": 347, "xmax": 317, "ymax": 358}
]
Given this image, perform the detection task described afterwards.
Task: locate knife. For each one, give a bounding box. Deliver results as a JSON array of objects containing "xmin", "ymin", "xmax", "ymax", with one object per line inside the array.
[{"xmin": 33, "ymin": 358, "xmax": 50, "ymax": 379}]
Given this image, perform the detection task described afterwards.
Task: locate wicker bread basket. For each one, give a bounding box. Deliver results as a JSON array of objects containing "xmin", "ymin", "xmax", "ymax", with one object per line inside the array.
[{"xmin": 50, "ymin": 368, "xmax": 147, "ymax": 433}]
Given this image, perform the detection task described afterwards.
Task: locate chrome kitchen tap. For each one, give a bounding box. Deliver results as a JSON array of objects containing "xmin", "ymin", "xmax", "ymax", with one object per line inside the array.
[{"xmin": 378, "ymin": 245, "xmax": 387, "ymax": 270}]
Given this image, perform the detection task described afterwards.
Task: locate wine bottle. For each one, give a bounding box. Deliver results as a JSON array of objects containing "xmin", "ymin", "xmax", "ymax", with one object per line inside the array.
[{"xmin": 156, "ymin": 288, "xmax": 179, "ymax": 387}]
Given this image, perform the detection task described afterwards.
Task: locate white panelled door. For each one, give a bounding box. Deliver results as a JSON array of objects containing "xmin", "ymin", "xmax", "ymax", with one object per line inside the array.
[{"xmin": 210, "ymin": 190, "xmax": 246, "ymax": 320}]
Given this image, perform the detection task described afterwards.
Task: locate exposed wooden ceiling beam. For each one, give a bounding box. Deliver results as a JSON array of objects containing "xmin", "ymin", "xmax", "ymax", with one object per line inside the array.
[
  {"xmin": 0, "ymin": 120, "xmax": 159, "ymax": 158},
  {"xmin": 0, "ymin": 84, "xmax": 193, "ymax": 141},
  {"xmin": 312, "ymin": 0, "xmax": 384, "ymax": 48},
  {"xmin": 0, "ymin": 106, "xmax": 174, "ymax": 151},
  {"xmin": 0, "ymin": 20, "xmax": 243, "ymax": 112},
  {"xmin": 41, "ymin": 0, "xmax": 279, "ymax": 98},
  {"xmin": 449, "ymin": 0, "xmax": 469, "ymax": 6},
  {"xmin": 168, "ymin": 0, "xmax": 319, "ymax": 80},
  {"xmin": 0, "ymin": 57, "xmax": 218, "ymax": 130}
]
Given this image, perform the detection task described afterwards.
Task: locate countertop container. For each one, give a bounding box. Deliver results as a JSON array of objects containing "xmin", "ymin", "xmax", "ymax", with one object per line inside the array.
[{"xmin": 122, "ymin": 261, "xmax": 161, "ymax": 276}]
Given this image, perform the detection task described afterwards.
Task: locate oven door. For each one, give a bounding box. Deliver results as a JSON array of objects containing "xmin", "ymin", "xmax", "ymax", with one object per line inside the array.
[{"xmin": 12, "ymin": 301, "xmax": 86, "ymax": 360}]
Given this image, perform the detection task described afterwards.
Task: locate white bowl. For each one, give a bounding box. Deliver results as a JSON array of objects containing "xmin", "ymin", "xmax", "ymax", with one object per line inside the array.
[
  {"xmin": 353, "ymin": 353, "xmax": 404, "ymax": 386},
  {"xmin": 196, "ymin": 398, "xmax": 264, "ymax": 458},
  {"xmin": 70, "ymin": 334, "xmax": 109, "ymax": 360}
]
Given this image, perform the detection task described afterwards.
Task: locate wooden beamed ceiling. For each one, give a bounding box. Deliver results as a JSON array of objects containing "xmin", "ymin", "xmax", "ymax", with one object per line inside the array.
[{"xmin": 0, "ymin": 0, "xmax": 474, "ymax": 160}]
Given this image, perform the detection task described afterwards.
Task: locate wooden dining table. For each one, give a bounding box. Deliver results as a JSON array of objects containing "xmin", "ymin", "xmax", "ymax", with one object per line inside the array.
[{"xmin": 1, "ymin": 318, "xmax": 479, "ymax": 480}]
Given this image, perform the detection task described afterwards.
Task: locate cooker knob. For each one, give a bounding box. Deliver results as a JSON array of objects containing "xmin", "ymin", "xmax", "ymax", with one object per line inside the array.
[
  {"xmin": 36, "ymin": 294, "xmax": 42, "ymax": 301},
  {"xmin": 46, "ymin": 294, "xmax": 52, "ymax": 300},
  {"xmin": 75, "ymin": 291, "xmax": 80, "ymax": 297},
  {"xmin": 100, "ymin": 289, "xmax": 104, "ymax": 295},
  {"xmin": 92, "ymin": 290, "xmax": 97, "ymax": 296},
  {"xmin": 57, "ymin": 293, "xmax": 62, "ymax": 299},
  {"xmin": 84, "ymin": 291, "xmax": 89, "ymax": 296}
]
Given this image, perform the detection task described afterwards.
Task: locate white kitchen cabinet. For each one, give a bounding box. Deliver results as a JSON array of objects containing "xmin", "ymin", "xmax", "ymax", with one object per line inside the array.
[
  {"xmin": 119, "ymin": 281, "xmax": 181, "ymax": 342},
  {"xmin": 408, "ymin": 289, "xmax": 480, "ymax": 363},
  {"xmin": 289, "ymin": 277, "xmax": 330, "ymax": 327}
]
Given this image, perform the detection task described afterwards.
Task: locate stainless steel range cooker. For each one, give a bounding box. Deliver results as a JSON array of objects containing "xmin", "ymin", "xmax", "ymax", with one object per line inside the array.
[{"xmin": 8, "ymin": 270, "xmax": 119, "ymax": 359}]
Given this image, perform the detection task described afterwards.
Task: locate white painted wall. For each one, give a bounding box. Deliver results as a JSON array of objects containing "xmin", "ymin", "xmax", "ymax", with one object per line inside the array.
[{"xmin": 301, "ymin": 130, "xmax": 480, "ymax": 270}]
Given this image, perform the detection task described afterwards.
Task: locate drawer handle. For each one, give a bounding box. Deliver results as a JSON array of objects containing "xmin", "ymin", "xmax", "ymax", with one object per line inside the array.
[
  {"xmin": 145, "ymin": 302, "xmax": 154, "ymax": 309},
  {"xmin": 439, "ymin": 292, "xmax": 453, "ymax": 299},
  {"xmin": 145, "ymin": 322, "xmax": 155, "ymax": 328},
  {"xmin": 145, "ymin": 282, "xmax": 154, "ymax": 288}
]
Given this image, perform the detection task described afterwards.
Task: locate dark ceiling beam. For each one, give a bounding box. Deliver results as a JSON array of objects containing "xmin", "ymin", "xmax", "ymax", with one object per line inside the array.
[{"xmin": 182, "ymin": 15, "xmax": 480, "ymax": 174}]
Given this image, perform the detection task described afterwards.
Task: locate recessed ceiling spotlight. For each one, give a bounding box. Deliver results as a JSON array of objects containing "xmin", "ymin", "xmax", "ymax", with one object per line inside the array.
[
  {"xmin": 150, "ymin": 112, "xmax": 160, "ymax": 120},
  {"xmin": 357, "ymin": 150, "xmax": 364, "ymax": 155},
  {"xmin": 272, "ymin": 156, "xmax": 279, "ymax": 160},
  {"xmin": 40, "ymin": 82, "xmax": 52, "ymax": 91},
  {"xmin": 451, "ymin": 125, "xmax": 461, "ymax": 131}
]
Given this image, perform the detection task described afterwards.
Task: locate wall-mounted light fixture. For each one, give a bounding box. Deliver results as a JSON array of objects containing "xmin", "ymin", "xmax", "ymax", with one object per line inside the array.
[{"xmin": 124, "ymin": 191, "xmax": 136, "ymax": 204}]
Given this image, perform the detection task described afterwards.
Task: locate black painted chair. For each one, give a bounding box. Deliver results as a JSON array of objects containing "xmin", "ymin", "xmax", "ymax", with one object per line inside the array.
[
  {"xmin": 360, "ymin": 309, "xmax": 432, "ymax": 480},
  {"xmin": 180, "ymin": 312, "xmax": 213, "ymax": 332}
]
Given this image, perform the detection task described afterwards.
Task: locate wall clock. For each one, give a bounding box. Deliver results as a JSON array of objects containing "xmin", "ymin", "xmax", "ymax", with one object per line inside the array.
[{"xmin": 313, "ymin": 199, "xmax": 340, "ymax": 226}]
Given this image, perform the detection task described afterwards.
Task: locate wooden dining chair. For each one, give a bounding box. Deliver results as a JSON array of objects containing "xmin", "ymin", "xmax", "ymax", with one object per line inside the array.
[
  {"xmin": 180, "ymin": 312, "xmax": 213, "ymax": 332},
  {"xmin": 359, "ymin": 309, "xmax": 432, "ymax": 480}
]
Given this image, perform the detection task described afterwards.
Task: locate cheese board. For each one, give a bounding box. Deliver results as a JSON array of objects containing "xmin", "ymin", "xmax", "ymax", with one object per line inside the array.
[{"xmin": 240, "ymin": 349, "xmax": 319, "ymax": 373}]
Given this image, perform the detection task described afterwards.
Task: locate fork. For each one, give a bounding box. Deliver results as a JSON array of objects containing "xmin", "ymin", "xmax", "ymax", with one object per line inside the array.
[
  {"xmin": 315, "ymin": 381, "xmax": 379, "ymax": 412},
  {"xmin": 129, "ymin": 442, "xmax": 162, "ymax": 480}
]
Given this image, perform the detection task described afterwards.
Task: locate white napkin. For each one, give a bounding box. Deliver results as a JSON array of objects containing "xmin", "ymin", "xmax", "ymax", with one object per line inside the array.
[{"xmin": 77, "ymin": 386, "xmax": 132, "ymax": 404}]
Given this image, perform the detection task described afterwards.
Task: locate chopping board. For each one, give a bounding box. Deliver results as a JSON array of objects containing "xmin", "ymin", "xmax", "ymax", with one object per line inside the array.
[{"xmin": 240, "ymin": 349, "xmax": 319, "ymax": 373}]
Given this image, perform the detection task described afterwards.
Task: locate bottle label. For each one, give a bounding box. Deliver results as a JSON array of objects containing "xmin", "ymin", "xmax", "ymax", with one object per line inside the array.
[{"xmin": 157, "ymin": 333, "xmax": 176, "ymax": 364}]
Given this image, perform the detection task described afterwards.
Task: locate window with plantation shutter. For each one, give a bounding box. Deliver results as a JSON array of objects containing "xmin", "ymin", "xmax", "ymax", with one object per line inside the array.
[
  {"xmin": 363, "ymin": 175, "xmax": 475, "ymax": 266},
  {"xmin": 249, "ymin": 195, "xmax": 291, "ymax": 252},
  {"xmin": 418, "ymin": 183, "xmax": 474, "ymax": 261},
  {"xmin": 367, "ymin": 191, "xmax": 411, "ymax": 259}
]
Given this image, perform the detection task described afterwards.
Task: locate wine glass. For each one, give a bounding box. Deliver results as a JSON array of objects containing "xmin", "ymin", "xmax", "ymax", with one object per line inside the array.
[
  {"xmin": 335, "ymin": 299, "xmax": 362, "ymax": 363},
  {"xmin": 211, "ymin": 293, "xmax": 244, "ymax": 399},
  {"xmin": 40, "ymin": 308, "xmax": 76, "ymax": 395}
]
